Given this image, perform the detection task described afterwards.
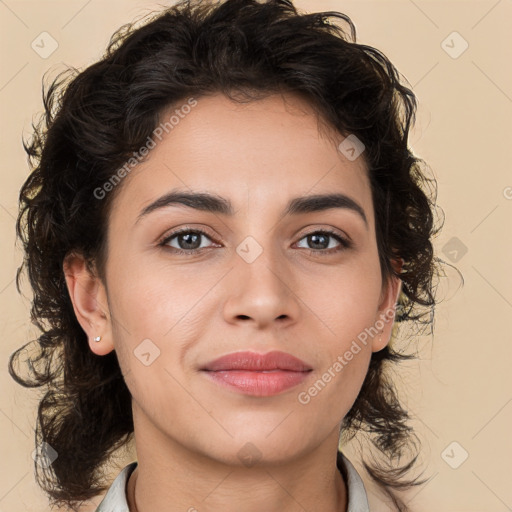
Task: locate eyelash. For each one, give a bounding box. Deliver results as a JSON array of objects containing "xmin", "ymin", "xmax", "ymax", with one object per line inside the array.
[{"xmin": 158, "ymin": 227, "xmax": 352, "ymax": 257}]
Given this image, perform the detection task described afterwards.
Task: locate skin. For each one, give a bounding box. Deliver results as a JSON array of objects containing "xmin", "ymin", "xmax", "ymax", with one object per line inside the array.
[{"xmin": 64, "ymin": 92, "xmax": 401, "ymax": 512}]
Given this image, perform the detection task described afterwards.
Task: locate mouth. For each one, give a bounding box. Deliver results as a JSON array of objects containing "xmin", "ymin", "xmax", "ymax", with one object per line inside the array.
[
  {"xmin": 202, "ymin": 369, "xmax": 311, "ymax": 397},
  {"xmin": 200, "ymin": 350, "xmax": 313, "ymax": 372},
  {"xmin": 200, "ymin": 350, "xmax": 313, "ymax": 397}
]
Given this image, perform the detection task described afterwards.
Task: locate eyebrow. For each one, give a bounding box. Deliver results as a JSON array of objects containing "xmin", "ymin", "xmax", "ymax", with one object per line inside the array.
[{"xmin": 136, "ymin": 190, "xmax": 368, "ymax": 228}]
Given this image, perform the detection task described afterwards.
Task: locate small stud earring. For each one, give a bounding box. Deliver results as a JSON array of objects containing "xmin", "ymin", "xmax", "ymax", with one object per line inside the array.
[{"xmin": 93, "ymin": 336, "xmax": 101, "ymax": 343}]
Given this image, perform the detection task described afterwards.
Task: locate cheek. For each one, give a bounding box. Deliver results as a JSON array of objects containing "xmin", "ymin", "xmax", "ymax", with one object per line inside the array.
[
  {"xmin": 299, "ymin": 257, "xmax": 380, "ymax": 391},
  {"xmin": 108, "ymin": 257, "xmax": 189, "ymax": 332},
  {"xmin": 304, "ymin": 259, "xmax": 382, "ymax": 339},
  {"xmin": 107, "ymin": 260, "xmax": 212, "ymax": 383}
]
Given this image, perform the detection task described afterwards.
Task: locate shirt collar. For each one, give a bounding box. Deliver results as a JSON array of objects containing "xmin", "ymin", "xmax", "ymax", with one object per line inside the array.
[{"xmin": 95, "ymin": 451, "xmax": 369, "ymax": 512}]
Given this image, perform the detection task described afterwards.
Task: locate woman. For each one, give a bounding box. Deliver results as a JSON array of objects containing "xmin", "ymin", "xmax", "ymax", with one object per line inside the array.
[{"xmin": 9, "ymin": 0, "xmax": 442, "ymax": 510}]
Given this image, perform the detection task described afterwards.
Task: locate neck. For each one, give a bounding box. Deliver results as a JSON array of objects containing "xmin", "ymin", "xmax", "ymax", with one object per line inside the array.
[{"xmin": 126, "ymin": 407, "xmax": 347, "ymax": 512}]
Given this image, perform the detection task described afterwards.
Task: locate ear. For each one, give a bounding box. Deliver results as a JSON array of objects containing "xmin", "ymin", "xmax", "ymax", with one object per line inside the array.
[
  {"xmin": 63, "ymin": 252, "xmax": 114, "ymax": 356},
  {"xmin": 371, "ymin": 258, "xmax": 403, "ymax": 353}
]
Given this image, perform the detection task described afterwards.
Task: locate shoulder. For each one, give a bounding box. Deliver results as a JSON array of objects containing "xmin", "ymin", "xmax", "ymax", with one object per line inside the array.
[
  {"xmin": 337, "ymin": 450, "xmax": 370, "ymax": 512},
  {"xmin": 95, "ymin": 461, "xmax": 137, "ymax": 512}
]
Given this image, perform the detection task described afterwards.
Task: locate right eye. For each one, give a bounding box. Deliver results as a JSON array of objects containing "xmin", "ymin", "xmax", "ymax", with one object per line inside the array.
[{"xmin": 159, "ymin": 228, "xmax": 219, "ymax": 255}]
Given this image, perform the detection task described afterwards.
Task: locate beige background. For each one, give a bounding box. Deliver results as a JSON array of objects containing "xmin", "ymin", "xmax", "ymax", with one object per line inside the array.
[{"xmin": 1, "ymin": 1, "xmax": 511, "ymax": 511}]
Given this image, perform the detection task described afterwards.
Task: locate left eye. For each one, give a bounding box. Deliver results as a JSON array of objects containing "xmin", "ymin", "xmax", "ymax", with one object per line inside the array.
[{"xmin": 295, "ymin": 231, "xmax": 348, "ymax": 252}]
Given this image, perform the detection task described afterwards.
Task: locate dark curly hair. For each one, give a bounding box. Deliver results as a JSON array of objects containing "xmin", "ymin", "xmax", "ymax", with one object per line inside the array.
[{"xmin": 9, "ymin": 0, "xmax": 444, "ymax": 510}]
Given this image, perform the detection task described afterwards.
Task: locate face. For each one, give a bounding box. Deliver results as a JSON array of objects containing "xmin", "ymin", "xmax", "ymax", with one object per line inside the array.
[{"xmin": 65, "ymin": 92, "xmax": 400, "ymax": 466}]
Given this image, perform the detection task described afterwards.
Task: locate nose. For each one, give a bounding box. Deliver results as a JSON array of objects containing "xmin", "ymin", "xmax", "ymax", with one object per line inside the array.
[{"xmin": 222, "ymin": 241, "xmax": 301, "ymax": 330}]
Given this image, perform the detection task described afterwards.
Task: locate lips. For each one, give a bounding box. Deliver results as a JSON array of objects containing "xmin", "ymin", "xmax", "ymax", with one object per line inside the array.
[
  {"xmin": 200, "ymin": 350, "xmax": 313, "ymax": 397},
  {"xmin": 200, "ymin": 350, "xmax": 313, "ymax": 372}
]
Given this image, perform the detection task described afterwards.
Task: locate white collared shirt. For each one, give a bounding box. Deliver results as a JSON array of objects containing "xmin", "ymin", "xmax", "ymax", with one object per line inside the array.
[{"xmin": 95, "ymin": 451, "xmax": 370, "ymax": 512}]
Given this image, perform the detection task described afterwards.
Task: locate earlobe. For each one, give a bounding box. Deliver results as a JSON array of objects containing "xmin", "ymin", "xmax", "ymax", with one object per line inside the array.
[{"xmin": 63, "ymin": 252, "xmax": 114, "ymax": 356}]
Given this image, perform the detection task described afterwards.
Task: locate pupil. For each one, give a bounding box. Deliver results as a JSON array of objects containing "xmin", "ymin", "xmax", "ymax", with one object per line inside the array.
[
  {"xmin": 181, "ymin": 233, "xmax": 200, "ymax": 249},
  {"xmin": 310, "ymin": 234, "xmax": 327, "ymax": 249}
]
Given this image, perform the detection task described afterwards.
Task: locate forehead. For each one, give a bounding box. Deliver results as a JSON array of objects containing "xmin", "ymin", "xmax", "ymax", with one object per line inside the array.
[{"xmin": 108, "ymin": 92, "xmax": 373, "ymax": 226}]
